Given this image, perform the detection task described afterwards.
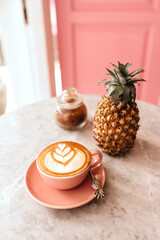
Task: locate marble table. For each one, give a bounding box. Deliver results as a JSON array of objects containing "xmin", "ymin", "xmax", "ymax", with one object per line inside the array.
[{"xmin": 0, "ymin": 95, "xmax": 160, "ymax": 240}]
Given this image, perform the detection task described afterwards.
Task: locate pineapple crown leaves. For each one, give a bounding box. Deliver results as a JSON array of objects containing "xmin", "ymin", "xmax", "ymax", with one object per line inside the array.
[{"xmin": 98, "ymin": 61, "xmax": 146, "ymax": 104}]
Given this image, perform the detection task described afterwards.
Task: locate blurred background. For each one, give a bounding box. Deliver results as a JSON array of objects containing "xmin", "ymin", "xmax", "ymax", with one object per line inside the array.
[{"xmin": 0, "ymin": 0, "xmax": 160, "ymax": 114}]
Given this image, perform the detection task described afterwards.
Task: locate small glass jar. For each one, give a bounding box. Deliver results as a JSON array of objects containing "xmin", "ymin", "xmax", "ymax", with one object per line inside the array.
[{"xmin": 56, "ymin": 87, "xmax": 87, "ymax": 130}]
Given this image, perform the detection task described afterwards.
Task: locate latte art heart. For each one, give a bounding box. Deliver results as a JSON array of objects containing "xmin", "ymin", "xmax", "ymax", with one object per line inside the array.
[
  {"xmin": 37, "ymin": 142, "xmax": 91, "ymax": 177},
  {"xmin": 53, "ymin": 145, "xmax": 74, "ymax": 164}
]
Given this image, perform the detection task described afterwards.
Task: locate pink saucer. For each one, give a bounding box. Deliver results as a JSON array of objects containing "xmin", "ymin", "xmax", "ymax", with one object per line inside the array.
[{"xmin": 25, "ymin": 160, "xmax": 106, "ymax": 209}]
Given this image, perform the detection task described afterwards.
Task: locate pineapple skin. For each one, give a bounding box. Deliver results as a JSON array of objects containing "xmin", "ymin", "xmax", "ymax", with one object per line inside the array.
[{"xmin": 93, "ymin": 96, "xmax": 140, "ymax": 155}]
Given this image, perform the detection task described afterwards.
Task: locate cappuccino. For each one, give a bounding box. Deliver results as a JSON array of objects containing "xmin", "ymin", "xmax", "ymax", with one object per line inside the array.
[{"xmin": 37, "ymin": 141, "xmax": 91, "ymax": 177}]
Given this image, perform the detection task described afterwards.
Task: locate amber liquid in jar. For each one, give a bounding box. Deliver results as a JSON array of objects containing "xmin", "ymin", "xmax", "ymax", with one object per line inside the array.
[{"xmin": 56, "ymin": 88, "xmax": 87, "ymax": 130}]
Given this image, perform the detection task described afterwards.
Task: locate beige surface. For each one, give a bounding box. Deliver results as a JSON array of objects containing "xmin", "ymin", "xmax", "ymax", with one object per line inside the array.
[{"xmin": 0, "ymin": 95, "xmax": 160, "ymax": 240}]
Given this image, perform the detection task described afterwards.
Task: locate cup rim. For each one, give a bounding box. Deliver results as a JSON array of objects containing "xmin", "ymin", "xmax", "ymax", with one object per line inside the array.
[
  {"xmin": 36, "ymin": 159, "xmax": 90, "ymax": 179},
  {"xmin": 36, "ymin": 141, "xmax": 91, "ymax": 179}
]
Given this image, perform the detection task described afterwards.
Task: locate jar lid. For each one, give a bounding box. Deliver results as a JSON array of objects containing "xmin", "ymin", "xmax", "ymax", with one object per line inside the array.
[{"xmin": 57, "ymin": 87, "xmax": 83, "ymax": 109}]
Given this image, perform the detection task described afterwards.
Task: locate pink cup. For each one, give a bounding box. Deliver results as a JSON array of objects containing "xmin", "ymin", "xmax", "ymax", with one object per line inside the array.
[{"xmin": 36, "ymin": 149, "xmax": 102, "ymax": 190}]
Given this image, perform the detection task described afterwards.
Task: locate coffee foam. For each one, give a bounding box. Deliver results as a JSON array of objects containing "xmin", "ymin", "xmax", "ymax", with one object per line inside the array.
[{"xmin": 37, "ymin": 142, "xmax": 91, "ymax": 177}]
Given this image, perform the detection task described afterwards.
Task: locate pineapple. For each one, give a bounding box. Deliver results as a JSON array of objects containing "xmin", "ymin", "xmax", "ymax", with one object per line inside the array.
[{"xmin": 93, "ymin": 62, "xmax": 146, "ymax": 155}]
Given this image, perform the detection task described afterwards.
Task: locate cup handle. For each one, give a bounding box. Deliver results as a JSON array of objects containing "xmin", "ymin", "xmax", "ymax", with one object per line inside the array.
[{"xmin": 90, "ymin": 149, "xmax": 103, "ymax": 171}]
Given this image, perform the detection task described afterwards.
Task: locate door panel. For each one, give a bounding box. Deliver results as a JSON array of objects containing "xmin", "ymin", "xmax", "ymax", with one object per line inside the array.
[
  {"xmin": 55, "ymin": 0, "xmax": 160, "ymax": 105},
  {"xmin": 73, "ymin": 24, "xmax": 149, "ymax": 99},
  {"xmin": 72, "ymin": 0, "xmax": 155, "ymax": 11}
]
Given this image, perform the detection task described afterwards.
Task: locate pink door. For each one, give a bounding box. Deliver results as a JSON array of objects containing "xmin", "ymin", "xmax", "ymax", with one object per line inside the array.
[{"xmin": 55, "ymin": 0, "xmax": 160, "ymax": 105}]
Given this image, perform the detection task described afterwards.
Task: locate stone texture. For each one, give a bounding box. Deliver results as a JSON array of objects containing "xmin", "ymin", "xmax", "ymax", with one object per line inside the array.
[{"xmin": 0, "ymin": 95, "xmax": 160, "ymax": 240}]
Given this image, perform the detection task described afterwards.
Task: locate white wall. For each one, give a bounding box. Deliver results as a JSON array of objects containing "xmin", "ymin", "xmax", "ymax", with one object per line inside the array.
[
  {"xmin": 0, "ymin": 0, "xmax": 35, "ymax": 107},
  {"xmin": 26, "ymin": 0, "xmax": 55, "ymax": 100},
  {"xmin": 0, "ymin": 0, "xmax": 54, "ymax": 109}
]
